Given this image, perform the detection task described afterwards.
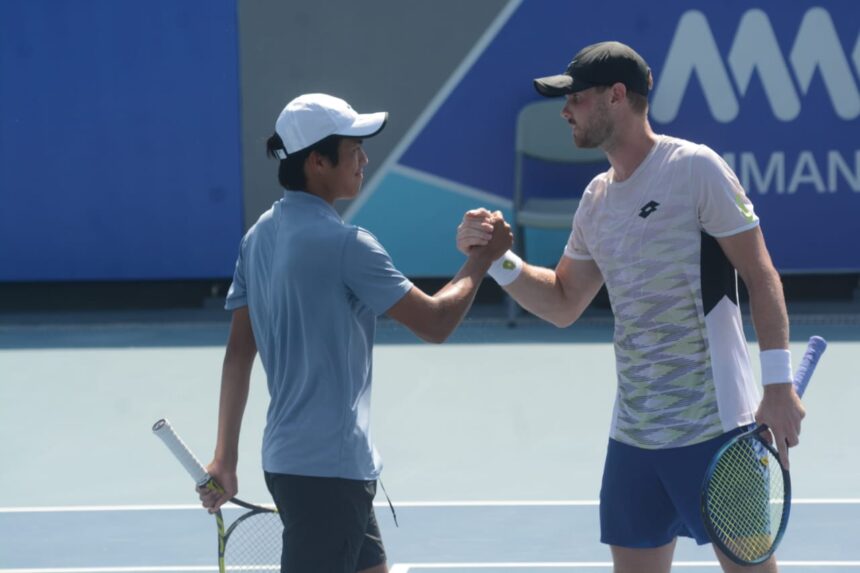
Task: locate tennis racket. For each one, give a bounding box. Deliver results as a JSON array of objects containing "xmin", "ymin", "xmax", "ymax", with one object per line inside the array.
[
  {"xmin": 152, "ymin": 418, "xmax": 282, "ymax": 573},
  {"xmin": 701, "ymin": 335, "xmax": 827, "ymax": 565}
]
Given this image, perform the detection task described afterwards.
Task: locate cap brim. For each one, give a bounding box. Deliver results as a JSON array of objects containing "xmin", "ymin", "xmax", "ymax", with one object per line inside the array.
[
  {"xmin": 533, "ymin": 74, "xmax": 574, "ymax": 97},
  {"xmin": 336, "ymin": 111, "xmax": 388, "ymax": 138}
]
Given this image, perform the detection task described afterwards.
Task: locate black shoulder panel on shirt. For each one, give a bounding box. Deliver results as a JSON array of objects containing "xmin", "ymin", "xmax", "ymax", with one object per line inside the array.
[{"xmin": 700, "ymin": 232, "xmax": 738, "ymax": 315}]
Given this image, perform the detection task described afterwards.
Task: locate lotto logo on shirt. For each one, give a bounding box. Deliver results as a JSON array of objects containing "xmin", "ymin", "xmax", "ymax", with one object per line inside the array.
[{"xmin": 638, "ymin": 202, "xmax": 660, "ymax": 219}]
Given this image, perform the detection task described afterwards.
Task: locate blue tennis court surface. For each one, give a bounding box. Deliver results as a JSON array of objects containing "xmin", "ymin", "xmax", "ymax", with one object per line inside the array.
[
  {"xmin": 1, "ymin": 502, "xmax": 859, "ymax": 571},
  {"xmin": 2, "ymin": 502, "xmax": 859, "ymax": 571},
  {"xmin": 1, "ymin": 312, "xmax": 858, "ymax": 571}
]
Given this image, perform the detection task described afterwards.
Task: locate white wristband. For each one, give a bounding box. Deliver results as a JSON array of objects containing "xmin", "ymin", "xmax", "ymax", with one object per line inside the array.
[
  {"xmin": 487, "ymin": 250, "xmax": 523, "ymax": 286},
  {"xmin": 760, "ymin": 349, "xmax": 792, "ymax": 385}
]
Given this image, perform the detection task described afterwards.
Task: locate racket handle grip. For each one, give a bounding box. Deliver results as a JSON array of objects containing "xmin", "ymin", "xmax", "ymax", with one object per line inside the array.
[
  {"xmin": 152, "ymin": 418, "xmax": 211, "ymax": 487},
  {"xmin": 793, "ymin": 336, "xmax": 827, "ymax": 398}
]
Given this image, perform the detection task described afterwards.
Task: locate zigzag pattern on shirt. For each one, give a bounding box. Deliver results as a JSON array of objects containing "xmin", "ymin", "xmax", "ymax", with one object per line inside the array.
[{"xmin": 597, "ymin": 181, "xmax": 723, "ymax": 449}]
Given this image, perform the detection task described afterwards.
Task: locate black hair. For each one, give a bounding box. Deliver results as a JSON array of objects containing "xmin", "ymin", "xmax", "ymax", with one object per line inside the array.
[
  {"xmin": 594, "ymin": 84, "xmax": 649, "ymax": 115},
  {"xmin": 266, "ymin": 133, "xmax": 343, "ymax": 190},
  {"xmin": 627, "ymin": 92, "xmax": 649, "ymax": 115}
]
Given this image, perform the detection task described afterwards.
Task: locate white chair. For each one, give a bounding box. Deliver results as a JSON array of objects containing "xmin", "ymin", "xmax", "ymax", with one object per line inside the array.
[{"xmin": 508, "ymin": 100, "xmax": 607, "ymax": 323}]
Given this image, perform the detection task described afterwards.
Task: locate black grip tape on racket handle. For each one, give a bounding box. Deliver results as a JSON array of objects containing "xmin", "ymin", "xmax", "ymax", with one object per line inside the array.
[{"xmin": 793, "ymin": 336, "xmax": 827, "ymax": 398}]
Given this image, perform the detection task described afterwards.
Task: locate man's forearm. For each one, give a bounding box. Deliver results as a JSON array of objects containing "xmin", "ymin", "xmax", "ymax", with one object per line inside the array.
[
  {"xmin": 504, "ymin": 263, "xmax": 571, "ymax": 325},
  {"xmin": 213, "ymin": 308, "xmax": 257, "ymax": 469},
  {"xmin": 747, "ymin": 267, "xmax": 789, "ymax": 352},
  {"xmin": 213, "ymin": 357, "xmax": 253, "ymax": 469},
  {"xmin": 421, "ymin": 253, "xmax": 493, "ymax": 342},
  {"xmin": 504, "ymin": 260, "xmax": 602, "ymax": 328}
]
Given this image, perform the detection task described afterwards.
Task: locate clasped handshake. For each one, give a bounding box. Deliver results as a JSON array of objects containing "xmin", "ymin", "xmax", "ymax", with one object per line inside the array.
[{"xmin": 456, "ymin": 208, "xmax": 514, "ymax": 262}]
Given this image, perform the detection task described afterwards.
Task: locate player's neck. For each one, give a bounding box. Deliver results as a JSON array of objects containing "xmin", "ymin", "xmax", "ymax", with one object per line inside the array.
[
  {"xmin": 604, "ymin": 120, "xmax": 657, "ymax": 184},
  {"xmin": 303, "ymin": 180, "xmax": 338, "ymax": 206}
]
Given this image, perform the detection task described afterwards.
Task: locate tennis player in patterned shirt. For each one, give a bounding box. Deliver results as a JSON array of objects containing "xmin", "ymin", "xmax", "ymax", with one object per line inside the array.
[{"xmin": 457, "ymin": 42, "xmax": 804, "ymax": 573}]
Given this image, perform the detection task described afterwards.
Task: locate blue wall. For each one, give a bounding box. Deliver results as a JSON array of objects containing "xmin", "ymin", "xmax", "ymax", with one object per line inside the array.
[
  {"xmin": 349, "ymin": 0, "xmax": 860, "ymax": 275},
  {"xmin": 2, "ymin": 1, "xmax": 857, "ymax": 281},
  {"xmin": 0, "ymin": 0, "xmax": 243, "ymax": 280}
]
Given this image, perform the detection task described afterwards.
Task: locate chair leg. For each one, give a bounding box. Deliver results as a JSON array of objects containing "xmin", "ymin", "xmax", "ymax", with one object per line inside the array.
[
  {"xmin": 506, "ymin": 222, "xmax": 526, "ymax": 327},
  {"xmin": 505, "ymin": 293, "xmax": 520, "ymax": 327}
]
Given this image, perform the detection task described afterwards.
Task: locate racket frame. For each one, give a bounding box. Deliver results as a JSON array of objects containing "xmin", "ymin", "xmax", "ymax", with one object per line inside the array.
[
  {"xmin": 699, "ymin": 335, "xmax": 827, "ymax": 565},
  {"xmin": 152, "ymin": 418, "xmax": 279, "ymax": 573}
]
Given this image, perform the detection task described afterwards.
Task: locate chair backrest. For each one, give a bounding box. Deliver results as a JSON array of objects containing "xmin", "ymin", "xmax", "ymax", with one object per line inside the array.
[{"xmin": 515, "ymin": 99, "xmax": 606, "ymax": 164}]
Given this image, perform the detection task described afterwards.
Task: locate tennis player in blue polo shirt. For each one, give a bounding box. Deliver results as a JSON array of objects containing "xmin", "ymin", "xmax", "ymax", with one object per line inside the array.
[{"xmin": 197, "ymin": 93, "xmax": 512, "ymax": 573}]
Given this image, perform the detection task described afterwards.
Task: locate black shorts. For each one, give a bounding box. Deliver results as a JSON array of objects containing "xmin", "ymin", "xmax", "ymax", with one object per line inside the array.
[{"xmin": 264, "ymin": 472, "xmax": 386, "ymax": 573}]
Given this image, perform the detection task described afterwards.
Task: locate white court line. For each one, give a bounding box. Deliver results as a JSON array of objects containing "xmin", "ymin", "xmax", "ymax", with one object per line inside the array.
[
  {"xmin": 382, "ymin": 500, "xmax": 599, "ymax": 507},
  {"xmin": 0, "ymin": 501, "xmax": 596, "ymax": 513},
  {"xmin": 389, "ymin": 563, "xmax": 860, "ymax": 572},
  {"xmin": 792, "ymin": 499, "xmax": 860, "ymax": 504},
  {"xmin": 0, "ymin": 568, "xmax": 218, "ymax": 573},
  {"xmin": 5, "ymin": 564, "xmax": 860, "ymax": 573},
  {"xmin": 5, "ymin": 498, "xmax": 860, "ymax": 513},
  {"xmin": 4, "ymin": 564, "xmax": 860, "ymax": 573},
  {"xmin": 2, "ymin": 498, "xmax": 860, "ymax": 513},
  {"xmin": 0, "ymin": 504, "xmax": 203, "ymax": 513}
]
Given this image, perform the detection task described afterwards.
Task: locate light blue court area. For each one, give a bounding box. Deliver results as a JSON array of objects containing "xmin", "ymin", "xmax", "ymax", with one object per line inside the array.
[{"xmin": 1, "ymin": 311, "xmax": 859, "ymax": 571}]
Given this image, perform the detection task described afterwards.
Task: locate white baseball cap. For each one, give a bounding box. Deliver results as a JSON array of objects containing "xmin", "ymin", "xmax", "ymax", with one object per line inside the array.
[{"xmin": 274, "ymin": 93, "xmax": 388, "ymax": 156}]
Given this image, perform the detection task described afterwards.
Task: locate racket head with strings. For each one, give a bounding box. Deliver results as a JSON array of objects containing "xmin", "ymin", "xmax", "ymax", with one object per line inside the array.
[
  {"xmin": 700, "ymin": 335, "xmax": 827, "ymax": 565},
  {"xmin": 152, "ymin": 418, "xmax": 282, "ymax": 573},
  {"xmin": 702, "ymin": 425, "xmax": 790, "ymax": 564}
]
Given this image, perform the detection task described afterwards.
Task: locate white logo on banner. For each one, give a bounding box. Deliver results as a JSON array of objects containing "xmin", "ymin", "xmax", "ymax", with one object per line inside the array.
[{"xmin": 651, "ymin": 8, "xmax": 860, "ymax": 123}]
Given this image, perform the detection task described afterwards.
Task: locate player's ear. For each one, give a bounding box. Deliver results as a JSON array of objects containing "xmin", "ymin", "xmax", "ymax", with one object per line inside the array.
[
  {"xmin": 610, "ymin": 82, "xmax": 627, "ymax": 105},
  {"xmin": 306, "ymin": 150, "xmax": 327, "ymax": 173}
]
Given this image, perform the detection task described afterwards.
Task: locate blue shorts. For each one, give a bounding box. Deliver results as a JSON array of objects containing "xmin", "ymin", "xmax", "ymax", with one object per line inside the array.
[{"xmin": 599, "ymin": 426, "xmax": 749, "ymax": 548}]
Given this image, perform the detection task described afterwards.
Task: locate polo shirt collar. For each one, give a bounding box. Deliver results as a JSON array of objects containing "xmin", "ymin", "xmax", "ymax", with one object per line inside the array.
[{"xmin": 283, "ymin": 190, "xmax": 341, "ymax": 220}]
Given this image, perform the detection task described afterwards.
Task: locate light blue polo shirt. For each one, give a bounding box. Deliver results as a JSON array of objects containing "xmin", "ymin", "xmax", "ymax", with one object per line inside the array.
[{"xmin": 225, "ymin": 191, "xmax": 413, "ymax": 480}]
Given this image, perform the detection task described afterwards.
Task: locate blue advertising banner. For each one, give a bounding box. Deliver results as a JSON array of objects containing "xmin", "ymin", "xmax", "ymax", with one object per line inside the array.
[
  {"xmin": 348, "ymin": 0, "xmax": 860, "ymax": 276},
  {"xmin": 0, "ymin": 0, "xmax": 243, "ymax": 281}
]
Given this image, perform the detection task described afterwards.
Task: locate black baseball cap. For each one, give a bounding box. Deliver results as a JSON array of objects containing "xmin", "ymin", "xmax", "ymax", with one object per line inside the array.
[{"xmin": 533, "ymin": 41, "xmax": 651, "ymax": 98}]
